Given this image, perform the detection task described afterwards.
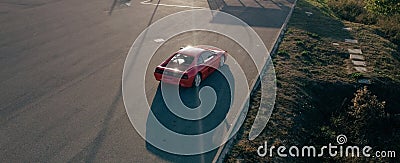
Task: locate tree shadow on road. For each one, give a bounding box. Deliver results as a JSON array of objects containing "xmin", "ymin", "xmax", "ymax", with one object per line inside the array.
[
  {"xmin": 288, "ymin": 0, "xmax": 352, "ymax": 41},
  {"xmin": 207, "ymin": 0, "xmax": 293, "ymax": 28},
  {"xmin": 68, "ymin": 84, "xmax": 122, "ymax": 162}
]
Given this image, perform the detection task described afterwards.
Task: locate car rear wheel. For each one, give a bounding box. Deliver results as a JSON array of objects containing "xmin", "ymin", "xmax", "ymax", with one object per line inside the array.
[
  {"xmin": 194, "ymin": 73, "xmax": 201, "ymax": 87},
  {"xmin": 219, "ymin": 56, "xmax": 225, "ymax": 68}
]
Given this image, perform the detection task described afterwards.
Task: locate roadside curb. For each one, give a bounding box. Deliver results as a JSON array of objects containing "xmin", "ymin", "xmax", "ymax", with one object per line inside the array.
[{"xmin": 212, "ymin": 0, "xmax": 298, "ymax": 162}]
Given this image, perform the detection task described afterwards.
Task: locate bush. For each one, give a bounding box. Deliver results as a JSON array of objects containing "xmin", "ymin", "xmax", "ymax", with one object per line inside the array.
[
  {"xmin": 348, "ymin": 86, "xmax": 386, "ymax": 124},
  {"xmin": 331, "ymin": 86, "xmax": 386, "ymax": 142},
  {"xmin": 365, "ymin": 0, "xmax": 400, "ymax": 16},
  {"xmin": 377, "ymin": 14, "xmax": 400, "ymax": 45},
  {"xmin": 327, "ymin": 0, "xmax": 399, "ymax": 45},
  {"xmin": 327, "ymin": 0, "xmax": 376, "ymax": 24},
  {"xmin": 324, "ymin": 86, "xmax": 396, "ymax": 161}
]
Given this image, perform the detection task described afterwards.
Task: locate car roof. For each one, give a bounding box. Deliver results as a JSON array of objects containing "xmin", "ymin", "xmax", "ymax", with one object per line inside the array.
[{"xmin": 177, "ymin": 46, "xmax": 207, "ymax": 57}]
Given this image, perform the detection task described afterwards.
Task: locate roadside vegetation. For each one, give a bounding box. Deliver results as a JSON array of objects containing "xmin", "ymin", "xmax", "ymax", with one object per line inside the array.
[
  {"xmin": 327, "ymin": 0, "xmax": 400, "ymax": 45},
  {"xmin": 226, "ymin": 0, "xmax": 400, "ymax": 162}
]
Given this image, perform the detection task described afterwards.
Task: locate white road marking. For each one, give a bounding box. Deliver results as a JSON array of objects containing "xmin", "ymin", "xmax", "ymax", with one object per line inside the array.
[
  {"xmin": 140, "ymin": 0, "xmax": 205, "ymax": 9},
  {"xmin": 154, "ymin": 38, "xmax": 165, "ymax": 43}
]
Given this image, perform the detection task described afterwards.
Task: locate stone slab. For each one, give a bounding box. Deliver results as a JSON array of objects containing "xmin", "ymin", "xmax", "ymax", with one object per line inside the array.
[
  {"xmin": 348, "ymin": 49, "xmax": 362, "ymax": 54},
  {"xmin": 350, "ymin": 54, "xmax": 365, "ymax": 60},
  {"xmin": 305, "ymin": 12, "xmax": 313, "ymax": 16},
  {"xmin": 352, "ymin": 60, "xmax": 367, "ymax": 66},
  {"xmin": 345, "ymin": 39, "xmax": 358, "ymax": 43},
  {"xmin": 332, "ymin": 43, "xmax": 339, "ymax": 46},
  {"xmin": 358, "ymin": 78, "xmax": 372, "ymax": 84},
  {"xmin": 354, "ymin": 67, "xmax": 367, "ymax": 72},
  {"xmin": 343, "ymin": 27, "xmax": 352, "ymax": 31}
]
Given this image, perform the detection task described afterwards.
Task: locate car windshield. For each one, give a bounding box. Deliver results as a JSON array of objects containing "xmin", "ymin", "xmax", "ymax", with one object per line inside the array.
[{"xmin": 166, "ymin": 53, "xmax": 194, "ymax": 71}]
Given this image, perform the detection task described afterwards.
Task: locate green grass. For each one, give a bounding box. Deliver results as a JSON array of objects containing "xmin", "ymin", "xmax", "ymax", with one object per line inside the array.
[
  {"xmin": 295, "ymin": 40, "xmax": 304, "ymax": 46},
  {"xmin": 350, "ymin": 72, "xmax": 363, "ymax": 79}
]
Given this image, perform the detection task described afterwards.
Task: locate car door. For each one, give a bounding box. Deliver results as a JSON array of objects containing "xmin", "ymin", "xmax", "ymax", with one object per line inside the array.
[
  {"xmin": 197, "ymin": 54, "xmax": 207, "ymax": 78},
  {"xmin": 207, "ymin": 51, "xmax": 219, "ymax": 68},
  {"xmin": 199, "ymin": 51, "xmax": 217, "ymax": 77}
]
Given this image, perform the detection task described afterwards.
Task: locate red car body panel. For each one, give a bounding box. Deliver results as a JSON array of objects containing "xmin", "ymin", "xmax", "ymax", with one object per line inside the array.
[{"xmin": 154, "ymin": 45, "xmax": 227, "ymax": 87}]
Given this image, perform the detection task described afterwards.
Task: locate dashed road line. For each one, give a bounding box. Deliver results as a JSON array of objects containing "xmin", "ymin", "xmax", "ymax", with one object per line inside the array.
[{"xmin": 140, "ymin": 0, "xmax": 205, "ymax": 9}]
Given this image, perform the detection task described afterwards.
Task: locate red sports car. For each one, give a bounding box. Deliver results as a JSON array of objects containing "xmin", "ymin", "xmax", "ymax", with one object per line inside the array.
[{"xmin": 154, "ymin": 45, "xmax": 228, "ymax": 87}]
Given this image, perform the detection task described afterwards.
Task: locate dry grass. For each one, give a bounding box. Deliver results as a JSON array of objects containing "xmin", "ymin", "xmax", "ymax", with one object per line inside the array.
[
  {"xmin": 327, "ymin": 0, "xmax": 400, "ymax": 45},
  {"xmin": 226, "ymin": 0, "xmax": 400, "ymax": 162}
]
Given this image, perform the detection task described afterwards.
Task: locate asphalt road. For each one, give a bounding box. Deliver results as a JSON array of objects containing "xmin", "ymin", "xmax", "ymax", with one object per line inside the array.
[{"xmin": 0, "ymin": 0, "xmax": 294, "ymax": 162}]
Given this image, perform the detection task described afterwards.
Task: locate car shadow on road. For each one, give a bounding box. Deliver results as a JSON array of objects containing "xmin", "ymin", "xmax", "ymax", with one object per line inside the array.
[{"xmin": 145, "ymin": 65, "xmax": 234, "ymax": 162}]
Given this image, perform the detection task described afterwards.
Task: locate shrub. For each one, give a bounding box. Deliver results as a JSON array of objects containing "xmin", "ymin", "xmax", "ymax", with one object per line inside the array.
[
  {"xmin": 327, "ymin": 0, "xmax": 375, "ymax": 23},
  {"xmin": 321, "ymin": 86, "xmax": 397, "ymax": 163},
  {"xmin": 327, "ymin": 0, "xmax": 399, "ymax": 45},
  {"xmin": 365, "ymin": 0, "xmax": 400, "ymax": 16},
  {"xmin": 348, "ymin": 86, "xmax": 386, "ymax": 124},
  {"xmin": 332, "ymin": 86, "xmax": 386, "ymax": 142},
  {"xmin": 376, "ymin": 14, "xmax": 400, "ymax": 45}
]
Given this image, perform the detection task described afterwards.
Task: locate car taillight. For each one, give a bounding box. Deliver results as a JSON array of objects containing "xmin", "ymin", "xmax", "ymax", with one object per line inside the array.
[
  {"xmin": 155, "ymin": 68, "xmax": 164, "ymax": 74},
  {"xmin": 181, "ymin": 74, "xmax": 188, "ymax": 79}
]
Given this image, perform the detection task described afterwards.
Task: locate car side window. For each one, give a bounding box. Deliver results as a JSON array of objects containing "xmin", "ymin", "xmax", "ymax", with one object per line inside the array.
[
  {"xmin": 200, "ymin": 51, "xmax": 213, "ymax": 63},
  {"xmin": 198, "ymin": 56, "xmax": 204, "ymax": 65}
]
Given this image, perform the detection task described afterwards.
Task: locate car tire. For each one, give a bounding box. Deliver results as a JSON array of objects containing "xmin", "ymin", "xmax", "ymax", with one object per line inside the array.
[
  {"xmin": 219, "ymin": 56, "xmax": 225, "ymax": 68},
  {"xmin": 194, "ymin": 73, "xmax": 201, "ymax": 87}
]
